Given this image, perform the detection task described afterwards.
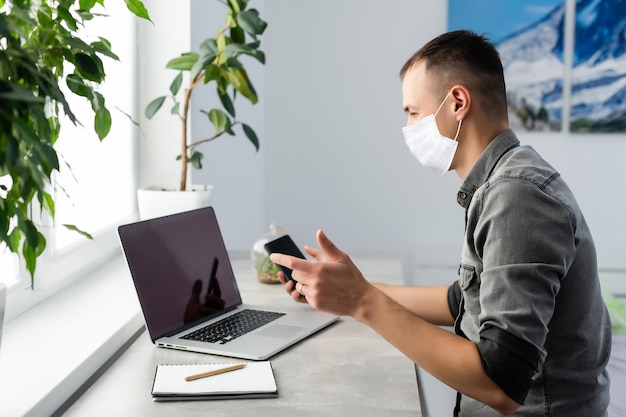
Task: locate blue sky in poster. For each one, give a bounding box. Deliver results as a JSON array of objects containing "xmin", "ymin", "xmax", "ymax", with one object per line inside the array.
[{"xmin": 448, "ymin": 0, "xmax": 563, "ymax": 43}]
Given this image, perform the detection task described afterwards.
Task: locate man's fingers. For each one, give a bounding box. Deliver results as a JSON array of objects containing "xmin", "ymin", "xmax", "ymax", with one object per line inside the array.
[
  {"xmin": 305, "ymin": 245, "xmax": 330, "ymax": 262},
  {"xmin": 316, "ymin": 229, "xmax": 348, "ymax": 262},
  {"xmin": 277, "ymin": 270, "xmax": 308, "ymax": 303},
  {"xmin": 270, "ymin": 253, "xmax": 309, "ymax": 273}
]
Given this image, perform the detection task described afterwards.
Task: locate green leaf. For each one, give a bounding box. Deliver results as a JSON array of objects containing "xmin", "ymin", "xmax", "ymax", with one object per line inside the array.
[
  {"xmin": 227, "ymin": 67, "xmax": 257, "ymax": 103},
  {"xmin": 224, "ymin": 43, "xmax": 265, "ymax": 64},
  {"xmin": 41, "ymin": 191, "xmax": 55, "ymax": 217},
  {"xmin": 191, "ymin": 53, "xmax": 218, "ymax": 81},
  {"xmin": 252, "ymin": 49, "xmax": 265, "ymax": 65},
  {"xmin": 66, "ymin": 74, "xmax": 91, "ymax": 97},
  {"xmin": 170, "ymin": 72, "xmax": 183, "ymax": 95},
  {"xmin": 95, "ymin": 107, "xmax": 112, "ymax": 140},
  {"xmin": 190, "ymin": 151, "xmax": 204, "ymax": 169},
  {"xmin": 8, "ymin": 229, "xmax": 21, "ymax": 252},
  {"xmin": 62, "ymin": 224, "xmax": 94, "ymax": 240},
  {"xmin": 90, "ymin": 91, "xmax": 105, "ymax": 112},
  {"xmin": 199, "ymin": 38, "xmax": 218, "ymax": 56},
  {"xmin": 225, "ymin": 56, "xmax": 243, "ymax": 69},
  {"xmin": 23, "ymin": 243, "xmax": 37, "ymax": 279},
  {"xmin": 237, "ymin": 9, "xmax": 267, "ymax": 37},
  {"xmin": 206, "ymin": 109, "xmax": 228, "ymax": 132},
  {"xmin": 224, "ymin": 43, "xmax": 253, "ymax": 56},
  {"xmin": 23, "ymin": 219, "xmax": 41, "ymax": 252},
  {"xmin": 79, "ymin": 0, "xmax": 97, "ymax": 11},
  {"xmin": 219, "ymin": 90, "xmax": 236, "ymax": 117},
  {"xmin": 41, "ymin": 143, "xmax": 60, "ymax": 173},
  {"xmin": 124, "ymin": 0, "xmax": 152, "ymax": 22},
  {"xmin": 170, "ymin": 102, "xmax": 180, "ymax": 115},
  {"xmin": 230, "ymin": 26, "xmax": 245, "ymax": 44},
  {"xmin": 166, "ymin": 52, "xmax": 199, "ymax": 71},
  {"xmin": 145, "ymin": 96, "xmax": 167, "ymax": 119},
  {"xmin": 242, "ymin": 123, "xmax": 259, "ymax": 151},
  {"xmin": 65, "ymin": 36, "xmax": 96, "ymax": 55},
  {"xmin": 57, "ymin": 6, "xmax": 78, "ymax": 31},
  {"xmin": 74, "ymin": 52, "xmax": 105, "ymax": 82},
  {"xmin": 224, "ymin": 118, "xmax": 235, "ymax": 135},
  {"xmin": 203, "ymin": 63, "xmax": 221, "ymax": 84},
  {"xmin": 37, "ymin": 9, "xmax": 53, "ymax": 28},
  {"xmin": 22, "ymin": 228, "xmax": 47, "ymax": 279},
  {"xmin": 92, "ymin": 38, "xmax": 120, "ymax": 61}
]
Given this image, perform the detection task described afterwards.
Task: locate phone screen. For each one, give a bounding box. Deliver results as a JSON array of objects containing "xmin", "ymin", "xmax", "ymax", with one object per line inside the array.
[{"xmin": 264, "ymin": 234, "xmax": 305, "ymax": 284}]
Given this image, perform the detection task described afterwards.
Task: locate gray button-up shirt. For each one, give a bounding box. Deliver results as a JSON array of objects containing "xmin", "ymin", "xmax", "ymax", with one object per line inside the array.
[{"xmin": 448, "ymin": 130, "xmax": 611, "ymax": 416}]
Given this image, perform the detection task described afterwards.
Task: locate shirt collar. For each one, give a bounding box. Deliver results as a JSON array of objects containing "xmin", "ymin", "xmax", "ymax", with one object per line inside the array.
[{"xmin": 456, "ymin": 129, "xmax": 520, "ymax": 208}]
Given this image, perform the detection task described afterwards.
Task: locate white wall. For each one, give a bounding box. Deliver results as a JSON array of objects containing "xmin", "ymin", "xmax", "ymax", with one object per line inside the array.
[
  {"xmin": 140, "ymin": 1, "xmax": 625, "ymax": 276},
  {"xmin": 137, "ymin": 0, "xmax": 191, "ymax": 189}
]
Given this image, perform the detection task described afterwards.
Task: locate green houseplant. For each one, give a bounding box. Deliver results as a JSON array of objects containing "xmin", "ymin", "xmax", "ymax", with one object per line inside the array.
[
  {"xmin": 144, "ymin": 0, "xmax": 267, "ymax": 194},
  {"xmin": 0, "ymin": 0, "xmax": 150, "ymax": 280}
]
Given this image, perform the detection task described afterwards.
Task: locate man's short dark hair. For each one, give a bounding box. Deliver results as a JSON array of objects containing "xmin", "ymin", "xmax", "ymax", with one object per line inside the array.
[{"xmin": 401, "ymin": 30, "xmax": 508, "ymax": 120}]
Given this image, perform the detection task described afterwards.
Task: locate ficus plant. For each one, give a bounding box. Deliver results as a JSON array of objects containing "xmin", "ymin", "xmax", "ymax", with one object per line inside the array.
[
  {"xmin": 145, "ymin": 0, "xmax": 267, "ymax": 192},
  {"xmin": 0, "ymin": 0, "xmax": 151, "ymax": 281}
]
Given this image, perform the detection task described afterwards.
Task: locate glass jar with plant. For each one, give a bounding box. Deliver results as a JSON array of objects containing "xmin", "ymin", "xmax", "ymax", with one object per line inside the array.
[{"xmin": 251, "ymin": 224, "xmax": 286, "ymax": 284}]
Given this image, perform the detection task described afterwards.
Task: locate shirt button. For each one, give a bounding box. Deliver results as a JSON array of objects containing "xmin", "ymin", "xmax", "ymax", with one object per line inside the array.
[{"xmin": 458, "ymin": 192, "xmax": 468, "ymax": 200}]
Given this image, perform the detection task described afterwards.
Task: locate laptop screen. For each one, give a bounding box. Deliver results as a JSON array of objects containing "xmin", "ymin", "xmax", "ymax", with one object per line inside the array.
[{"xmin": 118, "ymin": 207, "xmax": 243, "ymax": 340}]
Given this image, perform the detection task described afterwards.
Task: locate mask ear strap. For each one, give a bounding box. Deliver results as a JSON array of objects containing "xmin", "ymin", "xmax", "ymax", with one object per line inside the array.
[
  {"xmin": 453, "ymin": 119, "xmax": 463, "ymax": 141},
  {"xmin": 434, "ymin": 92, "xmax": 451, "ymax": 117}
]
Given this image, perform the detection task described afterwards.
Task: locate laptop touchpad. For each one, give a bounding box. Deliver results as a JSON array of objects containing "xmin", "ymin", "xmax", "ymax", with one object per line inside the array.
[{"xmin": 257, "ymin": 324, "xmax": 304, "ymax": 339}]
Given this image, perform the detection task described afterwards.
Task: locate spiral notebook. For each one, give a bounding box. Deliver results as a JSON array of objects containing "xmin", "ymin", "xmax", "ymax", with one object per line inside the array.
[{"xmin": 151, "ymin": 361, "xmax": 278, "ymax": 401}]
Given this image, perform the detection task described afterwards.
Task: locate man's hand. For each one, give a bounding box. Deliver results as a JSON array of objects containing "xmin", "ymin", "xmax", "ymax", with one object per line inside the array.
[{"xmin": 271, "ymin": 229, "xmax": 374, "ymax": 317}]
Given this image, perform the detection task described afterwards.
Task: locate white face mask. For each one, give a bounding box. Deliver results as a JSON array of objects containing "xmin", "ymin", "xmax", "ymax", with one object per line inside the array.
[{"xmin": 401, "ymin": 93, "xmax": 462, "ymax": 175}]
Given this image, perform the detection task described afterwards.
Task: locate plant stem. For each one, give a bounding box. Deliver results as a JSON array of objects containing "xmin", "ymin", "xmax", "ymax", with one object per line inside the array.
[
  {"xmin": 188, "ymin": 122, "xmax": 238, "ymax": 148},
  {"xmin": 180, "ymin": 73, "xmax": 205, "ymax": 191}
]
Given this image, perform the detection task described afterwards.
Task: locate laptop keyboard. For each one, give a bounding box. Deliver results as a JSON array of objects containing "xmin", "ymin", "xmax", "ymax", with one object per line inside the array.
[{"xmin": 182, "ymin": 309, "xmax": 286, "ymax": 344}]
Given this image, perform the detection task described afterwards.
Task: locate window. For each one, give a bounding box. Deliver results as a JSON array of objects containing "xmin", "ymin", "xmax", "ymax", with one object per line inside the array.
[{"xmin": 0, "ymin": 2, "xmax": 138, "ymax": 316}]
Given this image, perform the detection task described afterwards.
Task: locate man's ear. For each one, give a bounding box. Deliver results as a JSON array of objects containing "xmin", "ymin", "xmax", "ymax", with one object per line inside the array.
[{"xmin": 450, "ymin": 85, "xmax": 471, "ymax": 121}]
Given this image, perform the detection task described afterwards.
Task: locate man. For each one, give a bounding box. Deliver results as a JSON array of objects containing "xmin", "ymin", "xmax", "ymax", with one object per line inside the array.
[{"xmin": 270, "ymin": 30, "xmax": 611, "ymax": 416}]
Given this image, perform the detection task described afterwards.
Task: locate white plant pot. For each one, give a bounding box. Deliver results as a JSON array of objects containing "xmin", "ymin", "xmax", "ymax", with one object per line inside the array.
[{"xmin": 137, "ymin": 185, "xmax": 213, "ymax": 220}]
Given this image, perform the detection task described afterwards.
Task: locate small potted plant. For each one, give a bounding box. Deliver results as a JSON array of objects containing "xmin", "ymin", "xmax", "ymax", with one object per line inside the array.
[{"xmin": 139, "ymin": 0, "xmax": 267, "ymax": 219}]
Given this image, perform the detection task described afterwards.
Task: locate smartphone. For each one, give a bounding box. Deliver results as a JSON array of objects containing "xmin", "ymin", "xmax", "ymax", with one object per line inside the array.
[{"xmin": 264, "ymin": 234, "xmax": 305, "ymax": 284}]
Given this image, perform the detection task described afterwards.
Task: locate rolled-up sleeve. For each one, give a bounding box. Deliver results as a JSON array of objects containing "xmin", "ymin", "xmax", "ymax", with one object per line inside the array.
[
  {"xmin": 467, "ymin": 177, "xmax": 576, "ymax": 404},
  {"xmin": 447, "ymin": 280, "xmax": 461, "ymax": 319}
]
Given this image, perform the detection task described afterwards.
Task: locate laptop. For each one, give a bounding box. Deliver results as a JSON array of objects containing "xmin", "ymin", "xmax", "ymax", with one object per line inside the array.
[{"xmin": 118, "ymin": 206, "xmax": 338, "ymax": 360}]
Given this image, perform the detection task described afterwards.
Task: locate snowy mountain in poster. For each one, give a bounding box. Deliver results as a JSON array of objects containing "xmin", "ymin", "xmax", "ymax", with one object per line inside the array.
[
  {"xmin": 496, "ymin": 0, "xmax": 626, "ymax": 132},
  {"xmin": 569, "ymin": 0, "xmax": 626, "ymax": 132},
  {"xmin": 495, "ymin": 3, "xmax": 565, "ymax": 131}
]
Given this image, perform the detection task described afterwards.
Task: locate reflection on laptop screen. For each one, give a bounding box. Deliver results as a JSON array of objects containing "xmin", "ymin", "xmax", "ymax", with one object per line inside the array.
[{"xmin": 119, "ymin": 208, "xmax": 242, "ymax": 340}]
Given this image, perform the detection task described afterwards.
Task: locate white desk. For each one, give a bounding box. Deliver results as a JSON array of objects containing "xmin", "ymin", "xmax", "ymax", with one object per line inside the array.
[{"xmin": 64, "ymin": 255, "xmax": 422, "ymax": 417}]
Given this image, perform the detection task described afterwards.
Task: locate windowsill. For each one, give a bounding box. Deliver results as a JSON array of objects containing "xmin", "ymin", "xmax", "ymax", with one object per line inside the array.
[{"xmin": 0, "ymin": 254, "xmax": 144, "ymax": 417}]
